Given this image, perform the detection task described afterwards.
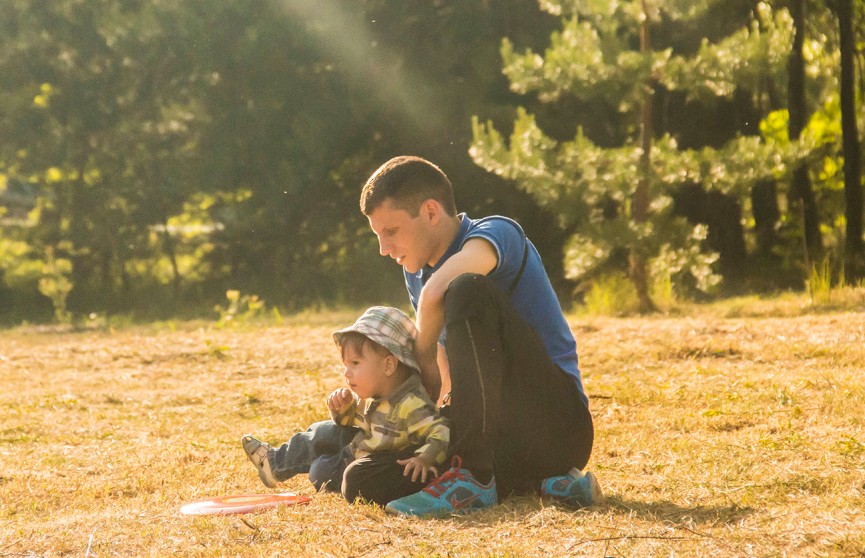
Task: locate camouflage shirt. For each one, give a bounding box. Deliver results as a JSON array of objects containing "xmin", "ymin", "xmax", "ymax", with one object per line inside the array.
[{"xmin": 330, "ymin": 373, "xmax": 450, "ymax": 466}]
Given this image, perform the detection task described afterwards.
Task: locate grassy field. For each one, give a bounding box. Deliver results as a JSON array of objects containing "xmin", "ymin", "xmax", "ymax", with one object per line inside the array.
[{"xmin": 1, "ymin": 297, "xmax": 864, "ymax": 557}]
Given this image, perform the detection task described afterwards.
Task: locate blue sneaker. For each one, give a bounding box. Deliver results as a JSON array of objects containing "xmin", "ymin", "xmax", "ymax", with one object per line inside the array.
[
  {"xmin": 540, "ymin": 468, "xmax": 603, "ymax": 508},
  {"xmin": 241, "ymin": 434, "xmax": 279, "ymax": 489},
  {"xmin": 385, "ymin": 457, "xmax": 497, "ymax": 518}
]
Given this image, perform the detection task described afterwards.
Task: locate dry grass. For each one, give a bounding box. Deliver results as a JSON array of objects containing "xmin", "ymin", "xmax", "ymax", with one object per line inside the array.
[{"xmin": 1, "ymin": 302, "xmax": 864, "ymax": 557}]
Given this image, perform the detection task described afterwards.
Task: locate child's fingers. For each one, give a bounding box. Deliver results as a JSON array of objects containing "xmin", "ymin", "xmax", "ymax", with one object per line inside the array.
[
  {"xmin": 397, "ymin": 458, "xmax": 422, "ymax": 481},
  {"xmin": 396, "ymin": 458, "xmax": 440, "ymax": 483},
  {"xmin": 419, "ymin": 465, "xmax": 437, "ymax": 483},
  {"xmin": 397, "ymin": 458, "xmax": 413, "ymax": 478},
  {"xmin": 327, "ymin": 389, "xmax": 353, "ymax": 413}
]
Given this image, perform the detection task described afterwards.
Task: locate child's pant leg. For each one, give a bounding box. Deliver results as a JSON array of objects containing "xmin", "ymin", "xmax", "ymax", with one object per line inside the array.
[
  {"xmin": 270, "ymin": 420, "xmax": 357, "ymax": 482},
  {"xmin": 309, "ymin": 445, "xmax": 354, "ymax": 492}
]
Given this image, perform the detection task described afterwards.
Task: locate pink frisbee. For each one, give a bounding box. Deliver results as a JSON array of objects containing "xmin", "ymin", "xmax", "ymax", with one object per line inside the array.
[{"xmin": 181, "ymin": 493, "xmax": 312, "ymax": 515}]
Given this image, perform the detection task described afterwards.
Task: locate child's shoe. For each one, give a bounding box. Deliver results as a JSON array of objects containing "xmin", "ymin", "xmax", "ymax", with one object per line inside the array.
[
  {"xmin": 385, "ymin": 456, "xmax": 497, "ymax": 518},
  {"xmin": 241, "ymin": 434, "xmax": 279, "ymax": 488},
  {"xmin": 540, "ymin": 467, "xmax": 603, "ymax": 508}
]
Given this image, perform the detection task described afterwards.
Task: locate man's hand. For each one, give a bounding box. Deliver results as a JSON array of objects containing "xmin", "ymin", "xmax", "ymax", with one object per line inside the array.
[
  {"xmin": 397, "ymin": 455, "xmax": 439, "ymax": 483},
  {"xmin": 327, "ymin": 388, "xmax": 355, "ymax": 414}
]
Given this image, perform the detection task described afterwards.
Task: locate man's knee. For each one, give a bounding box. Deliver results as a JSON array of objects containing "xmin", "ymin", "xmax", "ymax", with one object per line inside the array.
[{"xmin": 444, "ymin": 273, "xmax": 498, "ymax": 318}]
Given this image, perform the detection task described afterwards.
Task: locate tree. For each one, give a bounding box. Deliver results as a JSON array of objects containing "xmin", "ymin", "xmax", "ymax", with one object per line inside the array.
[
  {"xmin": 193, "ymin": 0, "xmax": 567, "ymax": 309},
  {"xmin": 0, "ymin": 0, "xmax": 208, "ymax": 317},
  {"xmin": 833, "ymin": 0, "xmax": 864, "ymax": 279},
  {"xmin": 1, "ymin": 0, "xmax": 564, "ymax": 320},
  {"xmin": 471, "ymin": 0, "xmax": 798, "ymax": 310},
  {"xmin": 787, "ymin": 0, "xmax": 823, "ymax": 265}
]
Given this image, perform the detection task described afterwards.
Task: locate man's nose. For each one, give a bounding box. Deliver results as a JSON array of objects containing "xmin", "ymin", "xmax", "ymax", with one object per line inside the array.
[{"xmin": 378, "ymin": 238, "xmax": 390, "ymax": 257}]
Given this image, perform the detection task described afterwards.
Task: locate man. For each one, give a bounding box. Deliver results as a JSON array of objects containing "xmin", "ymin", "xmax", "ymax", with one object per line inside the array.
[{"xmin": 360, "ymin": 155, "xmax": 600, "ymax": 517}]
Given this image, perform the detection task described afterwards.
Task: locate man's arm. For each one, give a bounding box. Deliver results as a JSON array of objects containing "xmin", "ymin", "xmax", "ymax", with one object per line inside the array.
[
  {"xmin": 436, "ymin": 342, "xmax": 450, "ymax": 406},
  {"xmin": 415, "ymin": 237, "xmax": 498, "ymax": 399}
]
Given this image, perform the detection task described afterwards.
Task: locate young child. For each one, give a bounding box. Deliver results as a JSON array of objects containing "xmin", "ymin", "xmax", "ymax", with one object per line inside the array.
[{"xmin": 241, "ymin": 306, "xmax": 449, "ymax": 506}]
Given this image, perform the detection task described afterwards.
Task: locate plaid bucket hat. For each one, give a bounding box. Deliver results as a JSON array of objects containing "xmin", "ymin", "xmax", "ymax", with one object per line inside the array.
[{"xmin": 332, "ymin": 306, "xmax": 420, "ymax": 372}]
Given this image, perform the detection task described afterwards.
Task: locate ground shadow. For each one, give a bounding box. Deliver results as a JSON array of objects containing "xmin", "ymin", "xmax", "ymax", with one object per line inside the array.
[
  {"xmin": 451, "ymin": 494, "xmax": 756, "ymax": 531},
  {"xmin": 602, "ymin": 495, "xmax": 756, "ymax": 527}
]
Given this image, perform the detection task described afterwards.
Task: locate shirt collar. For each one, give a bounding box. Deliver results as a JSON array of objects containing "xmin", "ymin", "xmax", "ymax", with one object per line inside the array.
[{"xmin": 388, "ymin": 373, "xmax": 423, "ymax": 404}]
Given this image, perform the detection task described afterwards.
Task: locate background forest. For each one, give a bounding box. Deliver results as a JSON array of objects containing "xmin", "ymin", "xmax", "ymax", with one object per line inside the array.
[{"xmin": 1, "ymin": 0, "xmax": 863, "ymax": 324}]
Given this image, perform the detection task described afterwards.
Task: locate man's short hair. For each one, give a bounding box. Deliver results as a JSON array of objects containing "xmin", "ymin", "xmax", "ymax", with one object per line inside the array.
[{"xmin": 360, "ymin": 156, "xmax": 457, "ymax": 217}]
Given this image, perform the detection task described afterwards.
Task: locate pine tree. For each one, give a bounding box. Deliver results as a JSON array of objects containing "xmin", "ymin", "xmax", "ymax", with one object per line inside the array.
[
  {"xmin": 471, "ymin": 0, "xmax": 802, "ymax": 309},
  {"xmin": 833, "ymin": 0, "xmax": 864, "ymax": 280}
]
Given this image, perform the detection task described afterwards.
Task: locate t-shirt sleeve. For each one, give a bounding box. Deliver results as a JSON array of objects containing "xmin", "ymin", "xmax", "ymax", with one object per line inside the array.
[{"xmin": 464, "ymin": 218, "xmax": 525, "ymax": 283}]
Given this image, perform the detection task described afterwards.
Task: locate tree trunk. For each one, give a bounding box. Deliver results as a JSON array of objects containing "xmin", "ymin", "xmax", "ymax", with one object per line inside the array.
[
  {"xmin": 752, "ymin": 180, "xmax": 780, "ymax": 259},
  {"xmin": 837, "ymin": 0, "xmax": 864, "ymax": 279},
  {"xmin": 787, "ymin": 0, "xmax": 823, "ymax": 268},
  {"xmin": 68, "ymin": 165, "xmax": 91, "ymax": 318},
  {"xmin": 163, "ymin": 226, "xmax": 183, "ymax": 294},
  {"xmin": 632, "ymin": 0, "xmax": 657, "ymax": 313}
]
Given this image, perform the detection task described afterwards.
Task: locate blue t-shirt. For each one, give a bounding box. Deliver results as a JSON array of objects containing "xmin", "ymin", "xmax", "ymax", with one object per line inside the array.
[{"xmin": 404, "ymin": 214, "xmax": 587, "ymax": 406}]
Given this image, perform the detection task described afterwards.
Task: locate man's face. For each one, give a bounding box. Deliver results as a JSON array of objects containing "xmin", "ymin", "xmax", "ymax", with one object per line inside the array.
[{"xmin": 367, "ymin": 199, "xmax": 435, "ymax": 274}]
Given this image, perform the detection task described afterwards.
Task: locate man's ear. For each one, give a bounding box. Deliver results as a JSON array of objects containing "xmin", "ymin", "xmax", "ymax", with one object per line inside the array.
[{"xmin": 421, "ymin": 199, "xmax": 441, "ymax": 225}]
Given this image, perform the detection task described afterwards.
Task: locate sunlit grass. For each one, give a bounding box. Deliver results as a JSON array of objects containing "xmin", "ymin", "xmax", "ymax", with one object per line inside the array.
[{"xmin": 1, "ymin": 305, "xmax": 864, "ymax": 556}]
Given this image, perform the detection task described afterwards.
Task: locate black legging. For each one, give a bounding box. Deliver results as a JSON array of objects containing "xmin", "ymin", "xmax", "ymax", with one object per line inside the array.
[{"xmin": 443, "ymin": 273, "xmax": 594, "ymax": 495}]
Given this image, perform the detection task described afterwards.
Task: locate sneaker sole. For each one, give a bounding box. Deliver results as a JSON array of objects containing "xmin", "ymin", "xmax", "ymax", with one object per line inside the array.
[
  {"xmin": 584, "ymin": 471, "xmax": 604, "ymax": 506},
  {"xmin": 241, "ymin": 435, "xmax": 279, "ymax": 489},
  {"xmin": 384, "ymin": 491, "xmax": 497, "ymax": 518},
  {"xmin": 384, "ymin": 503, "xmax": 490, "ymax": 518}
]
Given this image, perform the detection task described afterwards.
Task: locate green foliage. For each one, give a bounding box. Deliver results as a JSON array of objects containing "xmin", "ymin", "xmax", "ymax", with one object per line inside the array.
[
  {"xmin": 664, "ymin": 3, "xmax": 794, "ymax": 101},
  {"xmin": 807, "ymin": 257, "xmax": 833, "ymax": 304},
  {"xmin": 0, "ymin": 0, "xmax": 860, "ymax": 321},
  {"xmin": 0, "ymin": 233, "xmax": 41, "ymax": 289},
  {"xmin": 214, "ymin": 290, "xmax": 268, "ymax": 328},
  {"xmin": 800, "ymin": 249, "xmax": 865, "ymax": 309},
  {"xmin": 650, "ymin": 224, "xmax": 721, "ymax": 294},
  {"xmin": 473, "ymin": 0, "xmax": 859, "ymax": 309},
  {"xmin": 38, "ymin": 246, "xmax": 73, "ymax": 324},
  {"xmin": 582, "ymin": 272, "xmax": 640, "ymax": 315},
  {"xmin": 472, "ymin": 112, "xmax": 724, "ymax": 300}
]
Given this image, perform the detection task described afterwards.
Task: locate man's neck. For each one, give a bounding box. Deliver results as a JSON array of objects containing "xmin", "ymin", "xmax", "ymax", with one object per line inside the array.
[{"xmin": 428, "ymin": 214, "xmax": 462, "ymax": 268}]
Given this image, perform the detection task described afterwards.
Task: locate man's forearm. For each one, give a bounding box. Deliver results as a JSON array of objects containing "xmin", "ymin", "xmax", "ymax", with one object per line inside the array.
[
  {"xmin": 415, "ymin": 286, "xmax": 446, "ymax": 400},
  {"xmin": 417, "ymin": 347, "xmax": 442, "ymax": 401}
]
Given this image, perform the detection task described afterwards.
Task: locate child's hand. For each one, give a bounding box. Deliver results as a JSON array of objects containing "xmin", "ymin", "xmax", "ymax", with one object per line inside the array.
[
  {"xmin": 327, "ymin": 388, "xmax": 354, "ymax": 414},
  {"xmin": 396, "ymin": 455, "xmax": 439, "ymax": 483}
]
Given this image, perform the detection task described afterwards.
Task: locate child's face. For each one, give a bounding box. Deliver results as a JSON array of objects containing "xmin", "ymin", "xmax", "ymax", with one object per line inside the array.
[{"xmin": 341, "ymin": 342, "xmax": 393, "ymax": 399}]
